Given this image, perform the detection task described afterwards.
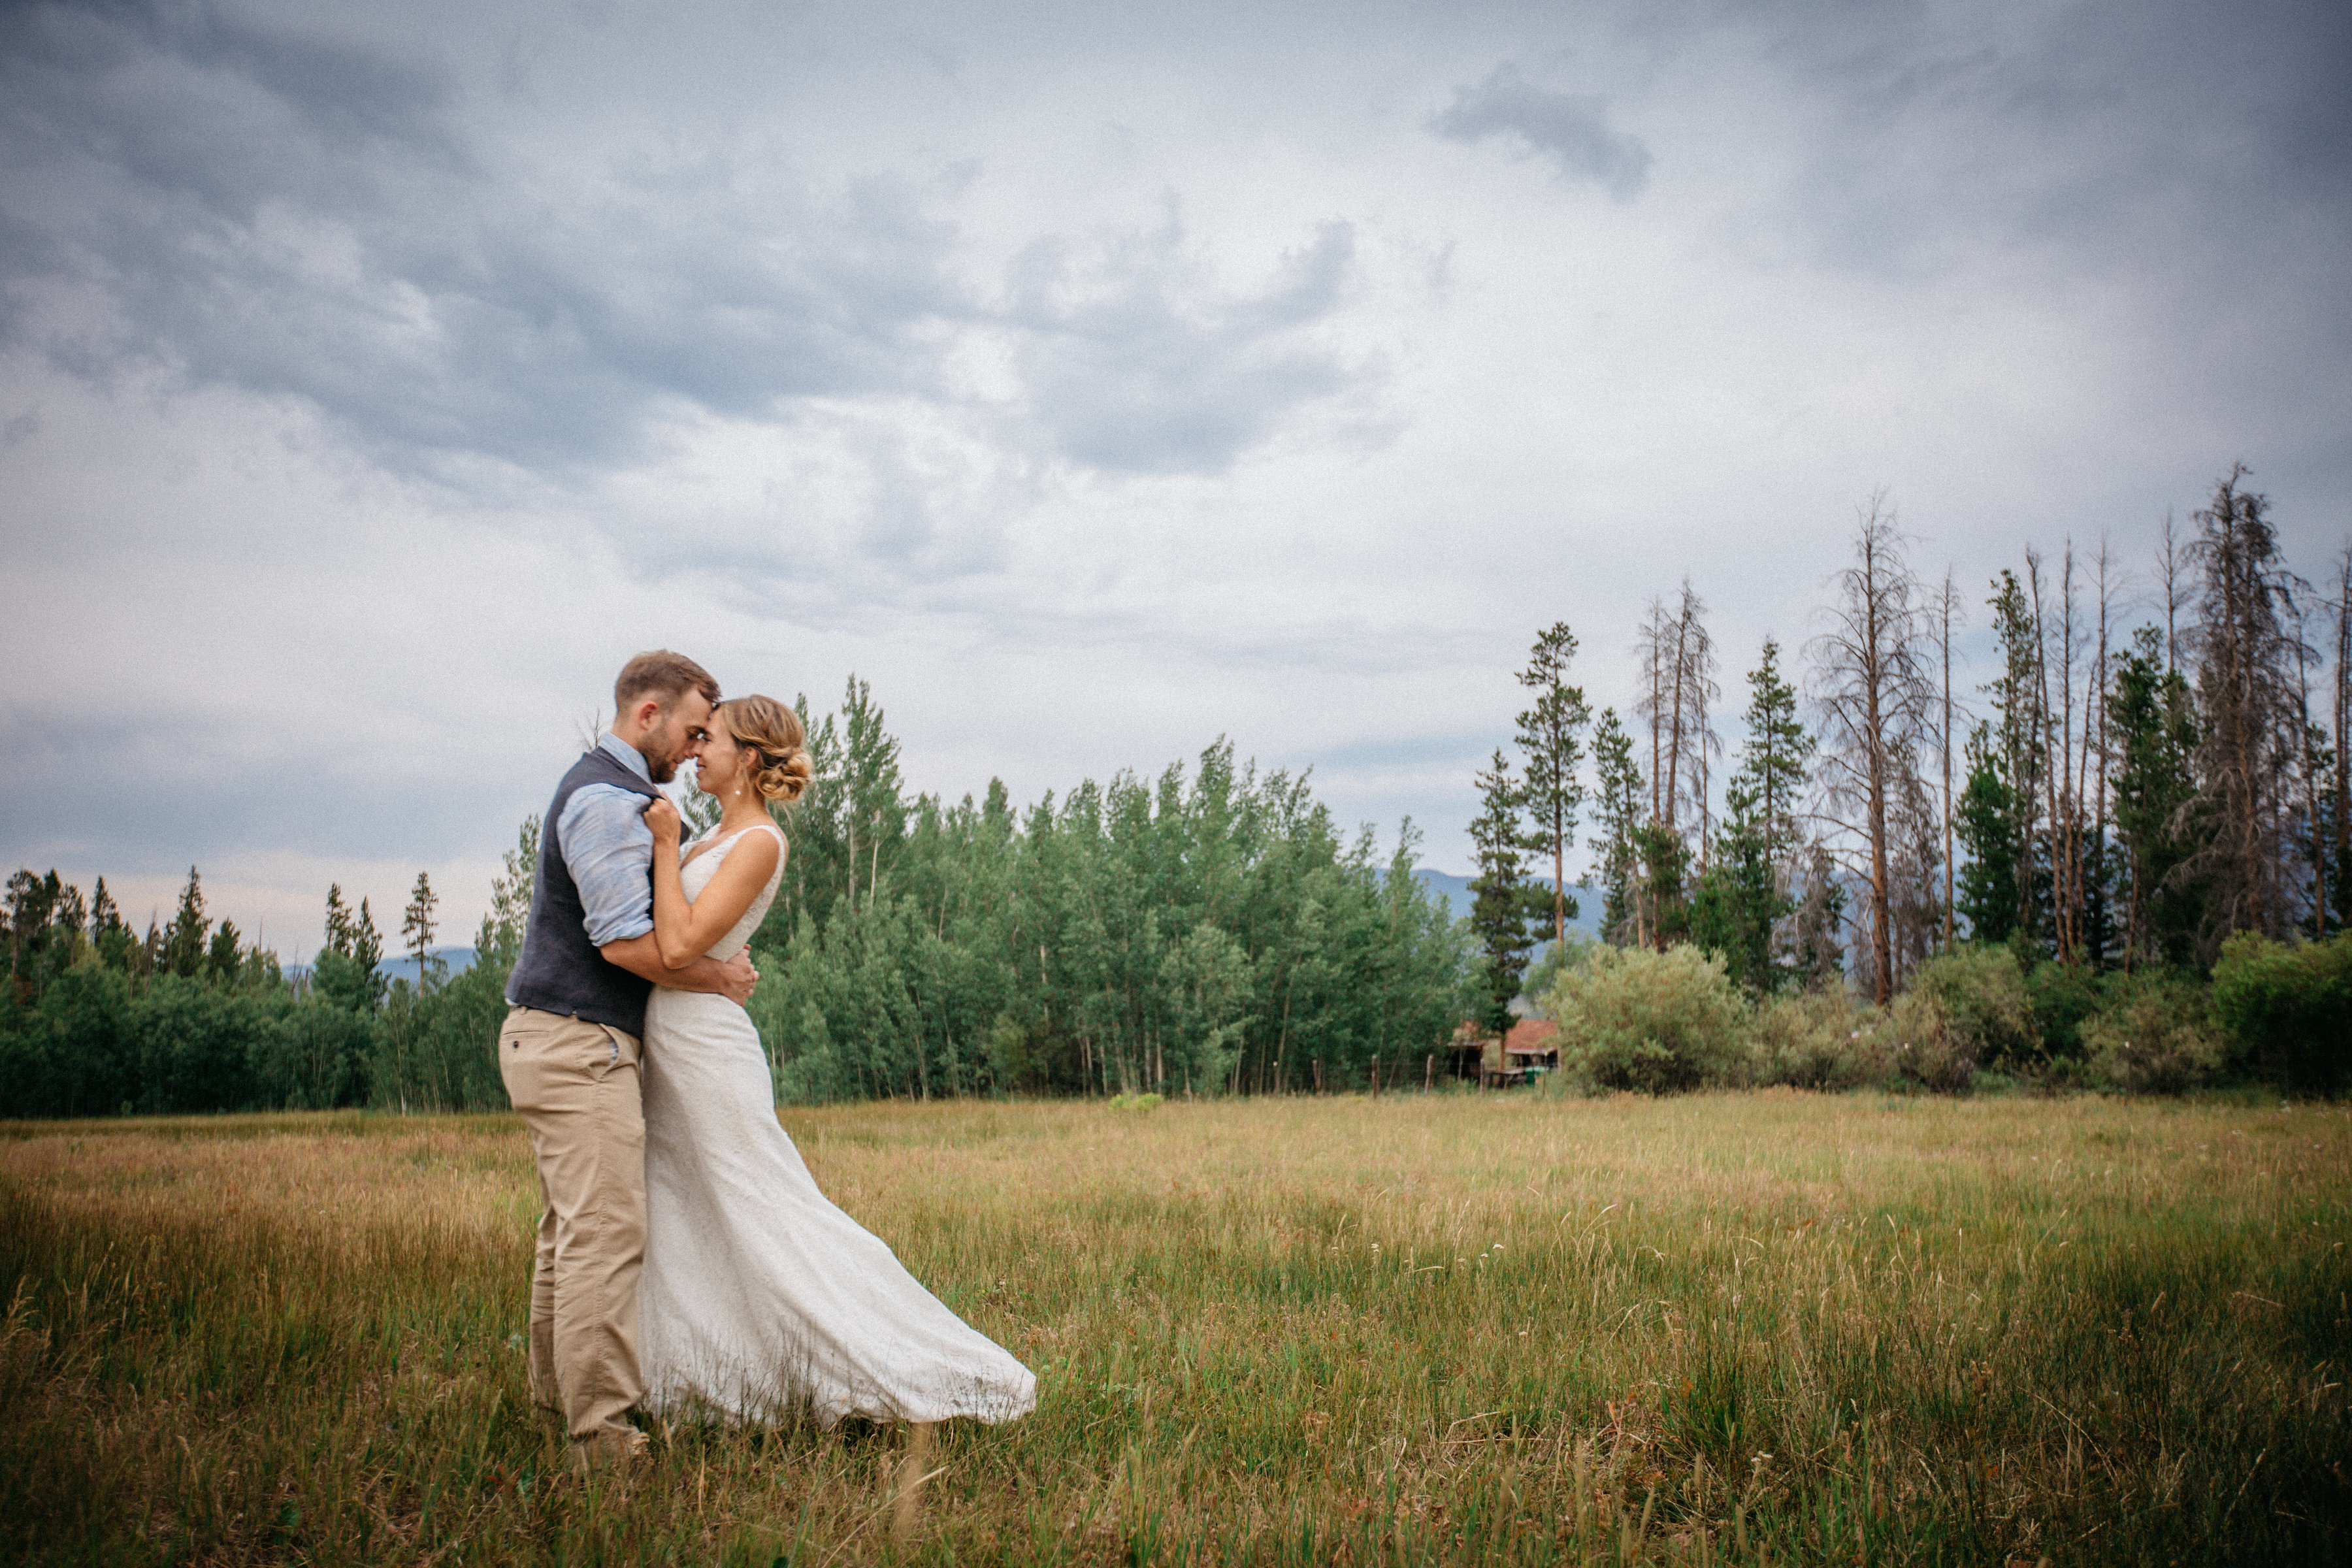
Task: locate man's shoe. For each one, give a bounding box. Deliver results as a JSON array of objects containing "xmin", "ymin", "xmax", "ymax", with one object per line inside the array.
[{"xmin": 570, "ymin": 1426, "xmax": 650, "ymax": 1477}]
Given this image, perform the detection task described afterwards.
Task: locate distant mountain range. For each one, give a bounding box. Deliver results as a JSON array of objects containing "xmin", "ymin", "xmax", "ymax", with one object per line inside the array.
[
  {"xmin": 370, "ymin": 946, "xmax": 478, "ymax": 984},
  {"xmin": 1413, "ymin": 869, "xmax": 1603, "ymax": 938}
]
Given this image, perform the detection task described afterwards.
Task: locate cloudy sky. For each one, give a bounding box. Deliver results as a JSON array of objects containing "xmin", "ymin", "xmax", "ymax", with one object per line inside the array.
[{"xmin": 4, "ymin": 0, "xmax": 2347, "ymax": 958}]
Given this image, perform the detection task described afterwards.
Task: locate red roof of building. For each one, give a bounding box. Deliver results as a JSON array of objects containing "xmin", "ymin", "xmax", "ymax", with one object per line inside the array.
[{"xmin": 1503, "ymin": 1019, "xmax": 1559, "ymax": 1053}]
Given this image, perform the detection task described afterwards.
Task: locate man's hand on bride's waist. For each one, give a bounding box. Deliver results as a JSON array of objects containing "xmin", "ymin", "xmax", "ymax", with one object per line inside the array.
[{"xmin": 717, "ymin": 950, "xmax": 758, "ymax": 1004}]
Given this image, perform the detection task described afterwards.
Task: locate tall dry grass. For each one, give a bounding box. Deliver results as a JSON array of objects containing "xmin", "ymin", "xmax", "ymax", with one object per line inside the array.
[{"xmin": 3, "ymin": 1090, "xmax": 2346, "ymax": 1564}]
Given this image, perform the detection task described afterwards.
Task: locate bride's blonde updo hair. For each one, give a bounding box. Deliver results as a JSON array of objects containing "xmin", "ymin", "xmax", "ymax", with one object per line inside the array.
[{"xmin": 717, "ymin": 694, "xmax": 814, "ymax": 804}]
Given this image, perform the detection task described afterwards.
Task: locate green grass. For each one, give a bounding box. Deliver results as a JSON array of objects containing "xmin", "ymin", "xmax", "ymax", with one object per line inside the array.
[{"xmin": 3, "ymin": 1091, "xmax": 2347, "ymax": 1565}]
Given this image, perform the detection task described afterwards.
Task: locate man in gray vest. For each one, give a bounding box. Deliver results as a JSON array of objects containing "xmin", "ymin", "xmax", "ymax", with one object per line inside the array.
[{"xmin": 500, "ymin": 649, "xmax": 759, "ymax": 1470}]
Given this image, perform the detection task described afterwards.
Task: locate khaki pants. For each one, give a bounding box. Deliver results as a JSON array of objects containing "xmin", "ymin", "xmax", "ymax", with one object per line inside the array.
[{"xmin": 499, "ymin": 1005, "xmax": 646, "ymax": 1443}]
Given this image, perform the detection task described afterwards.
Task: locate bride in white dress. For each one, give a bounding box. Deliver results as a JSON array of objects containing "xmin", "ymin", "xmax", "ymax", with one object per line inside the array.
[{"xmin": 633, "ymin": 694, "xmax": 1036, "ymax": 1428}]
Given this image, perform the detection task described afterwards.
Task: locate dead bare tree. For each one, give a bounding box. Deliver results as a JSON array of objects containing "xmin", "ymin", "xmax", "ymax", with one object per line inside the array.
[
  {"xmin": 2334, "ymin": 547, "xmax": 2352, "ymax": 934},
  {"xmin": 1933, "ymin": 568, "xmax": 1963, "ymax": 951},
  {"xmin": 2025, "ymin": 549, "xmax": 2073, "ymax": 959},
  {"xmin": 2158, "ymin": 511, "xmax": 2189, "ymax": 672},
  {"xmin": 2088, "ymin": 539, "xmax": 2117, "ymax": 962},
  {"xmin": 1881, "ymin": 745, "xmax": 1946, "ymax": 996},
  {"xmin": 1674, "ymin": 582, "xmax": 1722, "ymax": 869},
  {"xmin": 2293, "ymin": 595, "xmax": 2326, "ymax": 937},
  {"xmin": 2179, "ymin": 465, "xmax": 2311, "ymax": 953},
  {"xmin": 1808, "ymin": 497, "xmax": 1935, "ymax": 1005},
  {"xmin": 1638, "ymin": 600, "xmax": 1671, "ymax": 826},
  {"xmin": 1635, "ymin": 582, "xmax": 1720, "ymax": 860}
]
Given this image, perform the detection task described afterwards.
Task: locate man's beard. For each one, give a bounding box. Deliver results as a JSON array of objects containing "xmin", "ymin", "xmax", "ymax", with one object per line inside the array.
[{"xmin": 644, "ymin": 735, "xmax": 681, "ymax": 785}]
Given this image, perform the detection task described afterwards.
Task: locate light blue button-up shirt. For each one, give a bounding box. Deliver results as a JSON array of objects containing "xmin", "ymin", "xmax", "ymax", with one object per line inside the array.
[{"xmin": 561, "ymin": 733, "xmax": 661, "ymax": 948}]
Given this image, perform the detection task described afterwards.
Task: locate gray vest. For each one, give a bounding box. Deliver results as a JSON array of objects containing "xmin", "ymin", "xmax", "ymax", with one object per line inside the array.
[{"xmin": 505, "ymin": 746, "xmax": 661, "ymax": 1036}]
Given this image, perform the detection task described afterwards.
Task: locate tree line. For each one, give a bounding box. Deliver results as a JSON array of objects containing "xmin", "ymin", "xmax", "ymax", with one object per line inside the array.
[
  {"xmin": 1467, "ymin": 466, "xmax": 2349, "ymax": 1090},
  {"xmin": 0, "ymin": 844, "xmax": 529, "ymax": 1117},
  {"xmin": 1, "ymin": 694, "xmax": 1466, "ymax": 1114}
]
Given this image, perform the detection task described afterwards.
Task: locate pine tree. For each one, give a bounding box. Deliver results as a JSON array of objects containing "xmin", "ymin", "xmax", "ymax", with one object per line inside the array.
[
  {"xmin": 1465, "ymin": 751, "xmax": 1539, "ymax": 1035},
  {"xmin": 353, "ymin": 899, "xmax": 384, "ymax": 981},
  {"xmin": 316, "ymin": 884, "xmax": 387, "ymax": 1012},
  {"xmin": 206, "ymin": 920, "xmax": 242, "ymax": 984},
  {"xmin": 163, "ymin": 866, "xmax": 210, "ymax": 979},
  {"xmin": 1589, "ymin": 710, "xmax": 1644, "ymax": 945},
  {"xmin": 1633, "ymin": 821, "xmax": 1691, "ymax": 951},
  {"xmin": 324, "ymin": 885, "xmax": 355, "ymax": 956},
  {"xmin": 88, "ymin": 875, "xmax": 134, "ymax": 970},
  {"xmin": 1985, "ymin": 569, "xmax": 2048, "ymax": 951},
  {"xmin": 1954, "ymin": 721, "xmax": 2021, "ymax": 944},
  {"xmin": 402, "ymin": 872, "xmax": 442, "ymax": 989},
  {"xmin": 1690, "ymin": 772, "xmax": 1780, "ymax": 994},
  {"xmin": 2108, "ymin": 625, "xmax": 2201, "ymax": 966},
  {"xmin": 1740, "ymin": 639, "xmax": 1813, "ymax": 870},
  {"xmin": 1690, "ymin": 639, "xmax": 1814, "ymax": 994},
  {"xmin": 88, "ymin": 877, "xmax": 120, "ymax": 941},
  {"xmin": 1514, "ymin": 623, "xmax": 1589, "ymax": 943}
]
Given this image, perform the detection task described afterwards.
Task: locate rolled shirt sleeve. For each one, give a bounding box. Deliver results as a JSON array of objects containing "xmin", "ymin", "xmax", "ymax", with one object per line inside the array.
[{"xmin": 559, "ymin": 784, "xmax": 658, "ymax": 947}]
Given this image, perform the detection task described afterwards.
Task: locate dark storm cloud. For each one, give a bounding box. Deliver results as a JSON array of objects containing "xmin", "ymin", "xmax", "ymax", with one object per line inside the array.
[
  {"xmin": 0, "ymin": 0, "xmax": 1373, "ymax": 489},
  {"xmin": 1428, "ymin": 63, "xmax": 1652, "ymax": 199},
  {"xmin": 0, "ymin": 2, "xmax": 970, "ymax": 475}
]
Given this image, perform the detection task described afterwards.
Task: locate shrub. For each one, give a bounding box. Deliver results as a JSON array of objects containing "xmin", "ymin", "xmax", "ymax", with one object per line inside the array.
[
  {"xmin": 1882, "ymin": 990, "xmax": 1970, "ymax": 1092},
  {"xmin": 1541, "ymin": 943, "xmax": 1749, "ymax": 1094},
  {"xmin": 1889, "ymin": 947, "xmax": 2040, "ymax": 1091},
  {"xmin": 1916, "ymin": 947, "xmax": 2040, "ymax": 1061},
  {"xmin": 2212, "ymin": 930, "xmax": 2352, "ymax": 1094},
  {"xmin": 2025, "ymin": 958, "xmax": 2102, "ymax": 1062},
  {"xmin": 1750, "ymin": 990, "xmax": 1887, "ymax": 1090},
  {"xmin": 2083, "ymin": 974, "xmax": 2225, "ymax": 1095}
]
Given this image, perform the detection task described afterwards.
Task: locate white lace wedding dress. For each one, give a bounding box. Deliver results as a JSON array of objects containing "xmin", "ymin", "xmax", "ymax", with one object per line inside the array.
[{"xmin": 638, "ymin": 823, "xmax": 1036, "ymax": 1427}]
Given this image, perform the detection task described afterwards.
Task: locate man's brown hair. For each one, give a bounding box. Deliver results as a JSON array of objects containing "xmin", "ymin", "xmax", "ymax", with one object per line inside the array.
[{"xmin": 614, "ymin": 650, "xmax": 721, "ymax": 715}]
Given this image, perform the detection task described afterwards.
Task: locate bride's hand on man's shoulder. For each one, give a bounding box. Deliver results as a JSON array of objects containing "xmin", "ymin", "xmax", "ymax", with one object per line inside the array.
[{"xmin": 642, "ymin": 794, "xmax": 683, "ymax": 844}]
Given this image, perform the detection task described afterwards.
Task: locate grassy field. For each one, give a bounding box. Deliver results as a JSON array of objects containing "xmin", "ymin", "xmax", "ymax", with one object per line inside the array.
[{"xmin": 2, "ymin": 1090, "xmax": 2346, "ymax": 1566}]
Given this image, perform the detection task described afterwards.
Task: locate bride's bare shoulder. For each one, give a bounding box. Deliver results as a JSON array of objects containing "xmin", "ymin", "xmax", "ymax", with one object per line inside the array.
[{"xmin": 728, "ymin": 823, "xmax": 783, "ymax": 877}]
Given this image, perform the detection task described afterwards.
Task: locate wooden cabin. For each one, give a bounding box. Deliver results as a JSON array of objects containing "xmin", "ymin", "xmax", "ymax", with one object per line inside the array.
[{"xmin": 1448, "ymin": 1019, "xmax": 1561, "ymax": 1087}]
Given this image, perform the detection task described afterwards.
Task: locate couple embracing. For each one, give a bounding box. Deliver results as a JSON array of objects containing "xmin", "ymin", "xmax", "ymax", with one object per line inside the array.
[{"xmin": 498, "ymin": 651, "xmax": 1035, "ymax": 1469}]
